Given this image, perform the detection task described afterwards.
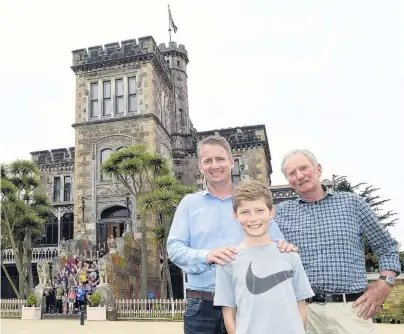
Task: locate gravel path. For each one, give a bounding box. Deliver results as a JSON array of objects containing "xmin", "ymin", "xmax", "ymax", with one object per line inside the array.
[{"xmin": 1, "ymin": 319, "xmax": 402, "ymax": 334}]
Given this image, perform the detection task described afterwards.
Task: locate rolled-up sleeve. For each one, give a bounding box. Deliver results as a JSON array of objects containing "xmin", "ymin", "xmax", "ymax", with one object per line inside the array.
[
  {"xmin": 357, "ymin": 196, "xmax": 401, "ymax": 275},
  {"xmin": 167, "ymin": 195, "xmax": 212, "ymax": 275}
]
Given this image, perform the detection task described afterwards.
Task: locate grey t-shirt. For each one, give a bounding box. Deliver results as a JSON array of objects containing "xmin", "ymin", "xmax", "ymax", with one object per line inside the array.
[{"xmin": 214, "ymin": 243, "xmax": 314, "ymax": 334}]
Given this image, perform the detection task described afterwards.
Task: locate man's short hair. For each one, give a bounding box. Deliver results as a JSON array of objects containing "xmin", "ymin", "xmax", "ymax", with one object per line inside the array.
[
  {"xmin": 197, "ymin": 135, "xmax": 232, "ymax": 161},
  {"xmin": 232, "ymin": 180, "xmax": 273, "ymax": 212},
  {"xmin": 281, "ymin": 149, "xmax": 319, "ymax": 177}
]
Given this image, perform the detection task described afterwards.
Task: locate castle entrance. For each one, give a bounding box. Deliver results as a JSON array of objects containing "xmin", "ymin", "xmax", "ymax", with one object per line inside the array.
[{"xmin": 97, "ymin": 206, "xmax": 130, "ymax": 252}]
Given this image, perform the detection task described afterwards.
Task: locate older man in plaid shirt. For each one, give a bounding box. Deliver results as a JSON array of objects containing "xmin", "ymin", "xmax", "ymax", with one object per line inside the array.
[{"xmin": 274, "ymin": 149, "xmax": 401, "ymax": 334}]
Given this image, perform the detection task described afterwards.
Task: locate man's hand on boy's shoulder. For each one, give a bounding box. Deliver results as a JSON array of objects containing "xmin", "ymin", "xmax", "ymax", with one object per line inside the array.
[
  {"xmin": 207, "ymin": 247, "xmax": 238, "ymax": 265},
  {"xmin": 277, "ymin": 240, "xmax": 298, "ymax": 253}
]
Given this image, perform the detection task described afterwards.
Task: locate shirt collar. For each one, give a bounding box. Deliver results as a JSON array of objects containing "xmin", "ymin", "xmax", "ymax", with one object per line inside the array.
[
  {"xmin": 297, "ymin": 184, "xmax": 334, "ymax": 203},
  {"xmin": 198, "ymin": 183, "xmax": 236, "ymax": 199}
]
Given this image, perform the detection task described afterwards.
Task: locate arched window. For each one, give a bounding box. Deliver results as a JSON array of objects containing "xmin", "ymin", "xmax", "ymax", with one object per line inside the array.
[{"xmin": 100, "ymin": 148, "xmax": 113, "ymax": 181}]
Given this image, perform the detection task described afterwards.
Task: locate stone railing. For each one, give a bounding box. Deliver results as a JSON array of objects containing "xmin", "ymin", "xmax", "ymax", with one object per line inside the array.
[
  {"xmin": 0, "ymin": 299, "xmax": 25, "ymax": 318},
  {"xmin": 1, "ymin": 247, "xmax": 59, "ymax": 264},
  {"xmin": 116, "ymin": 298, "xmax": 186, "ymax": 320}
]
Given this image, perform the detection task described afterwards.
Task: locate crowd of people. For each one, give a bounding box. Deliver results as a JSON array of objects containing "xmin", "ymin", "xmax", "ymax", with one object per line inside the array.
[{"xmin": 45, "ymin": 256, "xmax": 100, "ymax": 314}]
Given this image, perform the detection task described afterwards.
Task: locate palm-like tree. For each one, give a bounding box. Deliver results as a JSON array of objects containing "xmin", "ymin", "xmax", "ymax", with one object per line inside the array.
[
  {"xmin": 139, "ymin": 175, "xmax": 196, "ymax": 299},
  {"xmin": 100, "ymin": 145, "xmax": 170, "ymax": 298},
  {"xmin": 1, "ymin": 161, "xmax": 53, "ymax": 297}
]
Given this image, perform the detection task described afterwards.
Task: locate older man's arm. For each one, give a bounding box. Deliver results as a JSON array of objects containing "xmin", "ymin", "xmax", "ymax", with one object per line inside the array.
[{"xmin": 352, "ymin": 195, "xmax": 401, "ymax": 320}]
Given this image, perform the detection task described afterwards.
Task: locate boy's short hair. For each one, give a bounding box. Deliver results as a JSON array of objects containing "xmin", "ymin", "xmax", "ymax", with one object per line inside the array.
[{"xmin": 232, "ymin": 180, "xmax": 274, "ymax": 212}]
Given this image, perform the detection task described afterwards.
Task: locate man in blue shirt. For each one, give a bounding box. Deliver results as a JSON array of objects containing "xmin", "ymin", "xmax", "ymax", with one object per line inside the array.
[{"xmin": 167, "ymin": 136, "xmax": 295, "ymax": 334}]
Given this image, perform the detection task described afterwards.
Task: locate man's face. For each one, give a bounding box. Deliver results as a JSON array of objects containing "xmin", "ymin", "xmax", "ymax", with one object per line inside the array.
[
  {"xmin": 234, "ymin": 199, "xmax": 274, "ymax": 238},
  {"xmin": 198, "ymin": 144, "xmax": 234, "ymax": 186},
  {"xmin": 284, "ymin": 153, "xmax": 322, "ymax": 195}
]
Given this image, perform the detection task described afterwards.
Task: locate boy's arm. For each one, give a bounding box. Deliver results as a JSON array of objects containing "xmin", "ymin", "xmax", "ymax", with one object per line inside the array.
[
  {"xmin": 297, "ymin": 301, "xmax": 307, "ymax": 328},
  {"xmin": 222, "ymin": 306, "xmax": 236, "ymax": 334},
  {"xmin": 214, "ymin": 264, "xmax": 237, "ymax": 333}
]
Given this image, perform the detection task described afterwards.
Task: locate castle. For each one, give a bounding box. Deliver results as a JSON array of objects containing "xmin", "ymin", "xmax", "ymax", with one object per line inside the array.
[{"xmin": 1, "ymin": 36, "xmax": 299, "ymax": 298}]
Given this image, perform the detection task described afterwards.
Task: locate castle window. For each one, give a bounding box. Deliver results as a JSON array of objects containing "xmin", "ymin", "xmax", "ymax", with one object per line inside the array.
[
  {"xmin": 61, "ymin": 212, "xmax": 74, "ymax": 240},
  {"xmin": 90, "ymin": 82, "xmax": 99, "ymax": 117},
  {"xmin": 115, "ymin": 79, "xmax": 124, "ymax": 114},
  {"xmin": 63, "ymin": 176, "xmax": 72, "ymax": 201},
  {"xmin": 232, "ymin": 158, "xmax": 241, "ymax": 185},
  {"xmin": 103, "ymin": 81, "xmax": 112, "ymax": 116},
  {"xmin": 128, "ymin": 77, "xmax": 137, "ymax": 113},
  {"xmin": 53, "ymin": 177, "xmax": 61, "ymax": 202},
  {"xmin": 177, "ymin": 60, "xmax": 180, "ymax": 67},
  {"xmin": 40, "ymin": 218, "xmax": 58, "ymax": 246},
  {"xmin": 101, "ymin": 149, "xmax": 113, "ymax": 181}
]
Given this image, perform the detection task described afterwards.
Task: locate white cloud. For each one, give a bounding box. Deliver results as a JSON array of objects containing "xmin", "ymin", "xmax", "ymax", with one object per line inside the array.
[{"xmin": 0, "ymin": 0, "xmax": 403, "ymax": 248}]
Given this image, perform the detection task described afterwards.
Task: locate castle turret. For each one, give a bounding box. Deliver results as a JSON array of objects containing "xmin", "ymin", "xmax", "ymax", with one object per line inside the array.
[{"xmin": 159, "ymin": 42, "xmax": 191, "ymax": 134}]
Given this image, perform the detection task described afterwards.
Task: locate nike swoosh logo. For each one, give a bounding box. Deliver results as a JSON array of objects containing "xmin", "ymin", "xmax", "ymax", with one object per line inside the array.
[{"xmin": 246, "ymin": 262, "xmax": 293, "ymax": 295}]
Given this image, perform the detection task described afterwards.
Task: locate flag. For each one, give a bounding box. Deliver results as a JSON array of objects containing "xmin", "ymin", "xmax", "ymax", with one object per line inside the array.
[{"xmin": 168, "ymin": 6, "xmax": 178, "ymax": 33}]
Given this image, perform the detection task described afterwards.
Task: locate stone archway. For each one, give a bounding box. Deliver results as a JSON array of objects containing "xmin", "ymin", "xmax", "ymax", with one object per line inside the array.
[{"xmin": 96, "ymin": 206, "xmax": 130, "ymax": 251}]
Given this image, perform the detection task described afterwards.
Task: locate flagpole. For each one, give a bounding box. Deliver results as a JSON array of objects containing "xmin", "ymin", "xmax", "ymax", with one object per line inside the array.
[{"xmin": 168, "ymin": 5, "xmax": 172, "ymax": 43}]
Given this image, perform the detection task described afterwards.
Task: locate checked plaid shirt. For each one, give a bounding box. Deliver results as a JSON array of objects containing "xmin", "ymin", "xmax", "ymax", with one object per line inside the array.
[{"xmin": 274, "ymin": 187, "xmax": 401, "ymax": 294}]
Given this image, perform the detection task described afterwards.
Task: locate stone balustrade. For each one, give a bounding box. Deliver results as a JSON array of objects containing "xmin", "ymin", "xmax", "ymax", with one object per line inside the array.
[{"xmin": 1, "ymin": 247, "xmax": 59, "ymax": 264}]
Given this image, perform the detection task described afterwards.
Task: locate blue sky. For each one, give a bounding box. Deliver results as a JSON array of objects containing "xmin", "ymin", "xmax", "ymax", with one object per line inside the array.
[{"xmin": 0, "ymin": 0, "xmax": 403, "ymax": 248}]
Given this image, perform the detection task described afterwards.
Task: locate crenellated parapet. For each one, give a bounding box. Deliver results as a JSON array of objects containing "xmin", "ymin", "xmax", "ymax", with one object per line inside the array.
[
  {"xmin": 158, "ymin": 42, "xmax": 189, "ymax": 63},
  {"xmin": 71, "ymin": 36, "xmax": 171, "ymax": 81},
  {"xmin": 30, "ymin": 147, "xmax": 75, "ymax": 171}
]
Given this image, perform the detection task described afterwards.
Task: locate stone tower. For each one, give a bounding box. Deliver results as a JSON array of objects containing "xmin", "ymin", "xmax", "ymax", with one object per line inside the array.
[
  {"xmin": 70, "ymin": 36, "xmax": 190, "ymax": 286},
  {"xmin": 159, "ymin": 42, "xmax": 191, "ymax": 135}
]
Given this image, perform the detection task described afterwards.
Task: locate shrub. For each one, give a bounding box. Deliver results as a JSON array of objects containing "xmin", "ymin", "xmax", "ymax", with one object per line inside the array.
[
  {"xmin": 89, "ymin": 292, "xmax": 102, "ymax": 307},
  {"xmin": 26, "ymin": 293, "xmax": 37, "ymax": 307}
]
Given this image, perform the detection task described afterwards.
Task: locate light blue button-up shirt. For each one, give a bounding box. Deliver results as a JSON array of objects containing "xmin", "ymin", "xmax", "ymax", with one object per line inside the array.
[{"xmin": 167, "ymin": 190, "xmax": 285, "ymax": 292}]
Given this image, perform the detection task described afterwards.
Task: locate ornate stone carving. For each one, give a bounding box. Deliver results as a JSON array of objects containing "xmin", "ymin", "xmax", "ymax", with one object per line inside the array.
[
  {"xmin": 98, "ymin": 257, "xmax": 110, "ymax": 284},
  {"xmin": 59, "ymin": 238, "xmax": 68, "ymax": 257},
  {"xmin": 271, "ymin": 190, "xmax": 298, "ymax": 199},
  {"xmin": 52, "ymin": 205, "xmax": 74, "ymax": 215},
  {"xmin": 107, "ymin": 235, "xmax": 118, "ymax": 255},
  {"xmin": 37, "ymin": 259, "xmax": 50, "ymax": 285}
]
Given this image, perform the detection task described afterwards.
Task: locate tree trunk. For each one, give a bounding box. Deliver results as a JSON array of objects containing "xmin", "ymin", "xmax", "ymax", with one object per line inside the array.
[
  {"xmin": 140, "ymin": 219, "xmax": 148, "ymax": 299},
  {"xmin": 158, "ymin": 245, "xmax": 169, "ymax": 299},
  {"xmin": 23, "ymin": 231, "xmax": 34, "ymax": 289},
  {"xmin": 2, "ymin": 209, "xmax": 29, "ymax": 297},
  {"xmin": 1, "ymin": 262, "xmax": 21, "ymax": 299},
  {"xmin": 27, "ymin": 250, "xmax": 34, "ymax": 289},
  {"xmin": 14, "ymin": 244, "xmax": 28, "ymax": 298},
  {"xmin": 163, "ymin": 246, "xmax": 173, "ymax": 300}
]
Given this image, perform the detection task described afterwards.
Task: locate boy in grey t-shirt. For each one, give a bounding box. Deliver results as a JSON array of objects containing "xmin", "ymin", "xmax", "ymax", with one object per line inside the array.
[{"xmin": 214, "ymin": 180, "xmax": 314, "ymax": 334}]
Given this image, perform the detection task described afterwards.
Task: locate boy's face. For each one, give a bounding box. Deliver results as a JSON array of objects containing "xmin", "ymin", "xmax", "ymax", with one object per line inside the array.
[{"xmin": 233, "ymin": 198, "xmax": 274, "ymax": 238}]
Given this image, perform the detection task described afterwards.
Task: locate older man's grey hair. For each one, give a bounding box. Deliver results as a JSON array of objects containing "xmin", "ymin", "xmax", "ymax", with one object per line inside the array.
[{"xmin": 281, "ymin": 149, "xmax": 319, "ymax": 178}]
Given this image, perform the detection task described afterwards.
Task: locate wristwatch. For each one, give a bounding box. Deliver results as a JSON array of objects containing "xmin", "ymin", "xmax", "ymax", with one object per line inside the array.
[{"xmin": 379, "ymin": 276, "xmax": 396, "ymax": 287}]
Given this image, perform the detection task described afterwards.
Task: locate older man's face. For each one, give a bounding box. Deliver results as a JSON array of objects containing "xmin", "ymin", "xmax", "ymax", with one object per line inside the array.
[{"xmin": 284, "ymin": 153, "xmax": 322, "ymax": 194}]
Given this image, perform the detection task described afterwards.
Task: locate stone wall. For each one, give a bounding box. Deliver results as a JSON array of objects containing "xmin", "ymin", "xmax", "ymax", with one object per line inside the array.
[
  {"xmin": 232, "ymin": 146, "xmax": 270, "ymax": 185},
  {"xmin": 31, "ymin": 148, "xmax": 75, "ymax": 203},
  {"xmin": 175, "ymin": 146, "xmax": 270, "ymax": 189}
]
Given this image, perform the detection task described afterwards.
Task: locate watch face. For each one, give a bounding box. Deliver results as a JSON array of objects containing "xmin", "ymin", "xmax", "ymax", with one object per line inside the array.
[{"xmin": 386, "ymin": 277, "xmax": 395, "ymax": 284}]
